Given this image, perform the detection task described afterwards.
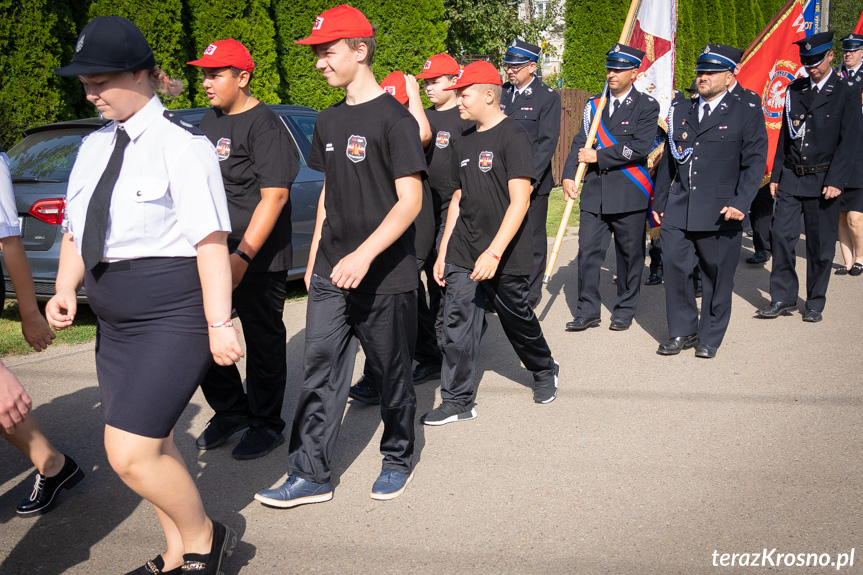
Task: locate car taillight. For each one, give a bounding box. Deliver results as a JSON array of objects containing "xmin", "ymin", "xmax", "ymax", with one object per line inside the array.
[{"xmin": 29, "ymin": 198, "xmax": 66, "ymax": 226}]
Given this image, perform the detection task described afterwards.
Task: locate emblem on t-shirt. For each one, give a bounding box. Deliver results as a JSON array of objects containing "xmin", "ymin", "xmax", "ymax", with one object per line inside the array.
[
  {"xmin": 478, "ymin": 151, "xmax": 494, "ymax": 172},
  {"xmin": 346, "ymin": 135, "xmax": 367, "ymax": 163},
  {"xmin": 435, "ymin": 131, "xmax": 451, "ymax": 149},
  {"xmin": 325, "ymin": 143, "xmax": 334, "ymax": 152},
  {"xmin": 215, "ymin": 137, "xmax": 231, "ymax": 161}
]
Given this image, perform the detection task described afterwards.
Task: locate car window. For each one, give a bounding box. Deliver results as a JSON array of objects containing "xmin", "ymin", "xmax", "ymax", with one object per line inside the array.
[
  {"xmin": 290, "ymin": 115, "xmax": 316, "ymax": 147},
  {"xmin": 7, "ymin": 128, "xmax": 94, "ymax": 182}
]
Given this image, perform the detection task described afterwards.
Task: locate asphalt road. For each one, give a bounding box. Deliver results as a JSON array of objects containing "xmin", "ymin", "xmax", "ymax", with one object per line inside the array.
[{"xmin": 1, "ymin": 232, "xmax": 861, "ymax": 574}]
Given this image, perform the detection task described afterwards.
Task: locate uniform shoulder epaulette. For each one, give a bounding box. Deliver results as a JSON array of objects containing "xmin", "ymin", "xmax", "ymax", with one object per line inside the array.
[
  {"xmin": 789, "ymin": 76, "xmax": 808, "ymax": 88},
  {"xmin": 163, "ymin": 111, "xmax": 204, "ymax": 135},
  {"xmin": 547, "ymin": 86, "xmax": 554, "ymax": 93},
  {"xmin": 647, "ymin": 95, "xmax": 656, "ymax": 103}
]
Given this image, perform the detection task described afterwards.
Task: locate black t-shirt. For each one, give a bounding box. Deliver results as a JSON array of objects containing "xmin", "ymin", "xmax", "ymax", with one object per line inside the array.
[
  {"xmin": 447, "ymin": 117, "xmax": 535, "ymax": 276},
  {"xmin": 424, "ymin": 106, "xmax": 474, "ymax": 221},
  {"xmin": 309, "ymin": 93, "xmax": 428, "ymax": 294},
  {"xmin": 200, "ymin": 103, "xmax": 298, "ymax": 273}
]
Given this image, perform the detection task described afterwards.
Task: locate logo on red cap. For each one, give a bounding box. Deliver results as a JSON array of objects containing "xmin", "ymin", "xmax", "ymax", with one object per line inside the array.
[
  {"xmin": 384, "ymin": 86, "xmax": 396, "ymax": 96},
  {"xmin": 313, "ymin": 17, "xmax": 324, "ymax": 30},
  {"xmin": 346, "ymin": 135, "xmax": 366, "ymax": 163},
  {"xmin": 423, "ymin": 60, "xmax": 432, "ymax": 69},
  {"xmin": 204, "ymin": 43, "xmax": 217, "ymax": 55},
  {"xmin": 479, "ymin": 151, "xmax": 493, "ymax": 172}
]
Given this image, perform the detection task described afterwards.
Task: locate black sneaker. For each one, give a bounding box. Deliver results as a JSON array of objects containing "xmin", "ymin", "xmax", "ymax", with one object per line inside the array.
[
  {"xmin": 412, "ymin": 362, "xmax": 441, "ymax": 384},
  {"xmin": 421, "ymin": 402, "xmax": 477, "ymax": 426},
  {"xmin": 195, "ymin": 414, "xmax": 249, "ymax": 450},
  {"xmin": 17, "ymin": 454, "xmax": 84, "ymax": 516},
  {"xmin": 348, "ymin": 376, "xmax": 381, "ymax": 405},
  {"xmin": 181, "ymin": 520, "xmax": 237, "ymax": 574},
  {"xmin": 231, "ymin": 427, "xmax": 284, "ymax": 460},
  {"xmin": 533, "ymin": 361, "xmax": 560, "ymax": 404}
]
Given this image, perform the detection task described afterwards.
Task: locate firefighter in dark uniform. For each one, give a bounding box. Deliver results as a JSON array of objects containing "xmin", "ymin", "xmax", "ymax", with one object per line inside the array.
[
  {"xmin": 561, "ymin": 44, "xmax": 659, "ymax": 332},
  {"xmin": 501, "ymin": 38, "xmax": 561, "ymax": 307},
  {"xmin": 653, "ymin": 44, "xmax": 768, "ymax": 358},
  {"xmin": 835, "ymin": 34, "xmax": 863, "ymax": 276},
  {"xmin": 757, "ymin": 32, "xmax": 862, "ymax": 323},
  {"xmin": 838, "ymin": 33, "xmax": 863, "ymax": 86}
]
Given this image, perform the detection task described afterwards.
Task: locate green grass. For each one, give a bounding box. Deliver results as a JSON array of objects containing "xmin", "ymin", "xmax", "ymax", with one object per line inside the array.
[
  {"xmin": 546, "ymin": 187, "xmax": 580, "ymax": 237},
  {"xmin": 0, "ymin": 300, "xmax": 98, "ymax": 356}
]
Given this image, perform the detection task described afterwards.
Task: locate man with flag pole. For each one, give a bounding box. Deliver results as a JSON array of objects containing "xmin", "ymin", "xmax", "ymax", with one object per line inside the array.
[{"xmin": 561, "ymin": 44, "xmax": 659, "ymax": 333}]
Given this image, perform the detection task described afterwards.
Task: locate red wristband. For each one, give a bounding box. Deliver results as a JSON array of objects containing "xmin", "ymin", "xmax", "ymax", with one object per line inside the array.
[{"xmin": 483, "ymin": 249, "xmax": 500, "ymax": 261}]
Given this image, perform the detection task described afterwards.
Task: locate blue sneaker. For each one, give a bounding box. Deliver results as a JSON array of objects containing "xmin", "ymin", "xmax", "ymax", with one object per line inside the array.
[
  {"xmin": 254, "ymin": 475, "xmax": 333, "ymax": 508},
  {"xmin": 370, "ymin": 469, "xmax": 414, "ymax": 501}
]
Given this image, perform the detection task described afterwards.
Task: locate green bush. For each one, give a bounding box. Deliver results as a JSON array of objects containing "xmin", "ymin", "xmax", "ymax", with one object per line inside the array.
[{"xmin": 562, "ymin": 0, "xmax": 628, "ymax": 93}]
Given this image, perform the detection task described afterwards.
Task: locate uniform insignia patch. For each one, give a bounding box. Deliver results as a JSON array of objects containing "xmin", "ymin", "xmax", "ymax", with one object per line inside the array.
[
  {"xmin": 677, "ymin": 145, "xmax": 683, "ymax": 154},
  {"xmin": 215, "ymin": 137, "xmax": 231, "ymax": 161},
  {"xmin": 793, "ymin": 119, "xmax": 801, "ymax": 127},
  {"xmin": 749, "ymin": 102, "xmax": 756, "ymax": 107},
  {"xmin": 478, "ymin": 151, "xmax": 494, "ymax": 172},
  {"xmin": 524, "ymin": 87, "xmax": 532, "ymax": 96},
  {"xmin": 621, "ymin": 121, "xmax": 629, "ymax": 125},
  {"xmin": 76, "ymin": 34, "xmax": 85, "ymax": 53},
  {"xmin": 325, "ymin": 143, "xmax": 334, "ymax": 152},
  {"xmin": 681, "ymin": 132, "xmax": 688, "ymax": 140},
  {"xmin": 622, "ymin": 146, "xmax": 633, "ymax": 160},
  {"xmin": 313, "ymin": 16, "xmax": 324, "ymax": 30},
  {"xmin": 625, "ymin": 97, "xmax": 632, "ymax": 105},
  {"xmin": 435, "ymin": 131, "xmax": 451, "ymax": 149},
  {"xmin": 804, "ymin": 43, "xmax": 811, "ymax": 51},
  {"xmin": 719, "ymin": 125, "xmax": 727, "ymax": 129},
  {"xmin": 346, "ymin": 135, "xmax": 366, "ymax": 163},
  {"xmin": 520, "ymin": 107, "xmax": 533, "ymax": 111}
]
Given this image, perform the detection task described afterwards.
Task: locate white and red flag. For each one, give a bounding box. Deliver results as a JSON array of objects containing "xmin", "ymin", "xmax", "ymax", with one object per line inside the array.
[
  {"xmin": 631, "ymin": 0, "xmax": 677, "ymax": 120},
  {"xmin": 855, "ymin": 10, "xmax": 863, "ymax": 34},
  {"xmin": 736, "ymin": 0, "xmax": 807, "ymax": 177}
]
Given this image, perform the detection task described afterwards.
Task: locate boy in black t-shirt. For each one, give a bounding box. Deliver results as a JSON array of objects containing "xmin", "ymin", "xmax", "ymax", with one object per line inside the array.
[
  {"xmin": 423, "ymin": 61, "xmax": 559, "ymax": 426},
  {"xmin": 254, "ymin": 5, "xmax": 426, "ymax": 507},
  {"xmin": 188, "ymin": 39, "xmax": 297, "ymax": 460}
]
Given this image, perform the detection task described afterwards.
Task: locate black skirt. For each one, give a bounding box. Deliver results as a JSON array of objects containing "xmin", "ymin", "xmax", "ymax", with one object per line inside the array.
[
  {"xmin": 840, "ymin": 187, "xmax": 863, "ymax": 213},
  {"xmin": 84, "ymin": 257, "xmax": 211, "ymax": 438}
]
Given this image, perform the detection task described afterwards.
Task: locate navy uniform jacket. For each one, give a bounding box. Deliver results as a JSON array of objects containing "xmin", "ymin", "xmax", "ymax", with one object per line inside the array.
[
  {"xmin": 728, "ymin": 82, "xmax": 763, "ymax": 107},
  {"xmin": 562, "ymin": 87, "xmax": 660, "ymax": 214},
  {"xmin": 654, "ymin": 93, "xmax": 768, "ymax": 232},
  {"xmin": 502, "ymin": 78, "xmax": 561, "ymax": 195},
  {"xmin": 770, "ymin": 73, "xmax": 861, "ymax": 196},
  {"xmin": 838, "ymin": 64, "xmax": 863, "ymax": 89}
]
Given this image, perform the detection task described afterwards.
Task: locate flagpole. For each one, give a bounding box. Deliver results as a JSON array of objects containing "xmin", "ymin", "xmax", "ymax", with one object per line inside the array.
[{"xmin": 543, "ymin": 0, "xmax": 644, "ymax": 284}]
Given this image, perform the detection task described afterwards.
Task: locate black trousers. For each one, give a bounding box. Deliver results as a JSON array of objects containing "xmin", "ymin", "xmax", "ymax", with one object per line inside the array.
[
  {"xmin": 440, "ymin": 264, "xmax": 554, "ymax": 408},
  {"xmin": 648, "ymin": 235, "xmax": 662, "ymax": 273},
  {"xmin": 527, "ymin": 191, "xmax": 549, "ymax": 304},
  {"xmin": 749, "ymin": 184, "xmax": 774, "ymax": 252},
  {"xmin": 661, "ymin": 223, "xmax": 742, "ymax": 348},
  {"xmin": 769, "ymin": 192, "xmax": 841, "ymax": 312},
  {"xmin": 200, "ymin": 270, "xmax": 288, "ymax": 432},
  {"xmin": 288, "ymin": 274, "xmax": 417, "ymax": 483},
  {"xmin": 576, "ymin": 209, "xmax": 646, "ymax": 321}
]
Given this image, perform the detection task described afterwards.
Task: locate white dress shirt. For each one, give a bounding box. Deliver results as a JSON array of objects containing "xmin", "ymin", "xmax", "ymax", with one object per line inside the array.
[
  {"xmin": 64, "ymin": 96, "xmax": 231, "ymax": 261},
  {"xmin": 609, "ymin": 87, "xmax": 633, "ymax": 117},
  {"xmin": 0, "ymin": 153, "xmax": 21, "ymax": 239},
  {"xmin": 698, "ymin": 91, "xmax": 727, "ymax": 121},
  {"xmin": 512, "ymin": 76, "xmax": 536, "ymax": 103}
]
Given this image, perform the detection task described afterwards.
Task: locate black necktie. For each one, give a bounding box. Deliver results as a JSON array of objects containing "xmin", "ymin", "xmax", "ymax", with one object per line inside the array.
[
  {"xmin": 812, "ymin": 85, "xmax": 819, "ymax": 96},
  {"xmin": 612, "ymin": 99, "xmax": 620, "ymax": 116},
  {"xmin": 702, "ymin": 103, "xmax": 711, "ymax": 121},
  {"xmin": 82, "ymin": 127, "xmax": 130, "ymax": 270}
]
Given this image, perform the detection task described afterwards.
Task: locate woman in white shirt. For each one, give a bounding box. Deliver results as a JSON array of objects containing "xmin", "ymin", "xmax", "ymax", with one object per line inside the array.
[{"xmin": 47, "ymin": 16, "xmax": 241, "ymax": 575}]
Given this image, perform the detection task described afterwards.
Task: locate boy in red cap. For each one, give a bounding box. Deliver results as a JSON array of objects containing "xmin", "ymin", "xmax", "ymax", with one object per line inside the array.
[
  {"xmin": 423, "ymin": 61, "xmax": 559, "ymax": 426},
  {"xmin": 188, "ymin": 39, "xmax": 298, "ymax": 461},
  {"xmin": 255, "ymin": 5, "xmax": 426, "ymax": 506}
]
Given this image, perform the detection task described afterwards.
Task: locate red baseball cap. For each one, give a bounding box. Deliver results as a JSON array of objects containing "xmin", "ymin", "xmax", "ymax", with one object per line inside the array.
[
  {"xmin": 187, "ymin": 39, "xmax": 255, "ymax": 72},
  {"xmin": 380, "ymin": 71, "xmax": 409, "ymax": 104},
  {"xmin": 415, "ymin": 53, "xmax": 460, "ymax": 79},
  {"xmin": 444, "ymin": 61, "xmax": 502, "ymax": 90},
  {"xmin": 294, "ymin": 5, "xmax": 374, "ymax": 45}
]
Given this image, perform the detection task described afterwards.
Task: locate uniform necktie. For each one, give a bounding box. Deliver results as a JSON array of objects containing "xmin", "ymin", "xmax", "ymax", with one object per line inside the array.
[
  {"xmin": 612, "ymin": 99, "xmax": 620, "ymax": 116},
  {"xmin": 82, "ymin": 127, "xmax": 130, "ymax": 270},
  {"xmin": 702, "ymin": 103, "xmax": 711, "ymax": 121}
]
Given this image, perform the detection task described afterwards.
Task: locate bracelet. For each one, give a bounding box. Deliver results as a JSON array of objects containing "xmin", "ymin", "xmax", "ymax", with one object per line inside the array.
[
  {"xmin": 207, "ymin": 319, "xmax": 233, "ymax": 328},
  {"xmin": 483, "ymin": 249, "xmax": 501, "ymax": 261},
  {"xmin": 233, "ymin": 249, "xmax": 252, "ymax": 264}
]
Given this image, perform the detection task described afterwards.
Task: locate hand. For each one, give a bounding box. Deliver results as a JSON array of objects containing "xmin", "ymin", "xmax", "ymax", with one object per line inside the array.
[
  {"xmin": 304, "ymin": 267, "xmax": 313, "ymax": 292},
  {"xmin": 652, "ymin": 211, "xmax": 663, "ymax": 226},
  {"xmin": 404, "ymin": 74, "xmax": 421, "ymax": 102},
  {"xmin": 470, "ymin": 251, "xmax": 499, "ymax": 282},
  {"xmin": 0, "ymin": 364, "xmax": 32, "ymax": 434},
  {"xmin": 770, "ymin": 182, "xmax": 779, "ymax": 198},
  {"xmin": 433, "ymin": 256, "xmax": 447, "ymax": 288},
  {"xmin": 20, "ymin": 311, "xmax": 55, "ymax": 352},
  {"xmin": 529, "ymin": 185, "xmax": 535, "ymax": 194},
  {"xmin": 45, "ymin": 289, "xmax": 77, "ymax": 330},
  {"xmin": 823, "ymin": 185, "xmax": 842, "ymax": 200},
  {"xmin": 331, "ymin": 248, "xmax": 372, "ymax": 289},
  {"xmin": 230, "ymin": 253, "xmax": 249, "ymax": 291},
  {"xmin": 563, "ymin": 178, "xmax": 579, "ymax": 200},
  {"xmin": 720, "ymin": 206, "xmax": 745, "ymax": 221},
  {"xmin": 208, "ymin": 326, "xmax": 244, "ymax": 366},
  {"xmin": 577, "ymin": 148, "xmax": 598, "ymax": 164}
]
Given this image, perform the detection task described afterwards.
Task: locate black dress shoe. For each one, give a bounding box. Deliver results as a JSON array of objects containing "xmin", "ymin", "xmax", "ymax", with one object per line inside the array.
[
  {"xmin": 195, "ymin": 414, "xmax": 249, "ymax": 450},
  {"xmin": 17, "ymin": 454, "xmax": 84, "ymax": 516},
  {"xmin": 746, "ymin": 250, "xmax": 770, "ymax": 264},
  {"xmin": 565, "ymin": 317, "xmax": 600, "ymax": 331},
  {"xmin": 608, "ymin": 317, "xmax": 632, "ymax": 331},
  {"xmin": 181, "ymin": 521, "xmax": 237, "ymax": 574},
  {"xmin": 348, "ymin": 375, "xmax": 381, "ymax": 405},
  {"xmin": 412, "ymin": 362, "xmax": 441, "ymax": 384},
  {"xmin": 756, "ymin": 301, "xmax": 796, "ymax": 318},
  {"xmin": 802, "ymin": 309, "xmax": 822, "ymax": 323},
  {"xmin": 645, "ymin": 272, "xmax": 663, "ymax": 285},
  {"xmin": 849, "ymin": 263, "xmax": 863, "ymax": 277},
  {"xmin": 835, "ymin": 266, "xmax": 849, "ymax": 275},
  {"xmin": 656, "ymin": 334, "xmax": 698, "ymax": 356},
  {"xmin": 125, "ymin": 555, "xmax": 183, "ymax": 575},
  {"xmin": 695, "ymin": 344, "xmax": 717, "ymax": 358},
  {"xmin": 231, "ymin": 427, "xmax": 284, "ymax": 460}
]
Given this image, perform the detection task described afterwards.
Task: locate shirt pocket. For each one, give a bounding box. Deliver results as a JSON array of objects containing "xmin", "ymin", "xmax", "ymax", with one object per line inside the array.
[
  {"xmin": 707, "ymin": 131, "xmax": 739, "ymax": 160},
  {"xmin": 111, "ymin": 177, "xmax": 171, "ymax": 243}
]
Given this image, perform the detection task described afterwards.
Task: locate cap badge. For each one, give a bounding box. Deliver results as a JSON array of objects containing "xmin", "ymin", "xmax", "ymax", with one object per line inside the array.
[
  {"xmin": 423, "ymin": 60, "xmax": 432, "ymax": 69},
  {"xmin": 614, "ymin": 45, "xmax": 621, "ymax": 53},
  {"xmin": 76, "ymin": 34, "xmax": 85, "ymax": 53},
  {"xmin": 703, "ymin": 46, "xmax": 710, "ymax": 54},
  {"xmin": 313, "ymin": 16, "xmax": 324, "ymax": 31},
  {"xmin": 204, "ymin": 43, "xmax": 217, "ymax": 56},
  {"xmin": 456, "ymin": 69, "xmax": 464, "ymax": 79},
  {"xmin": 805, "ymin": 43, "xmax": 811, "ymax": 50},
  {"xmin": 511, "ymin": 40, "xmax": 517, "ymax": 47}
]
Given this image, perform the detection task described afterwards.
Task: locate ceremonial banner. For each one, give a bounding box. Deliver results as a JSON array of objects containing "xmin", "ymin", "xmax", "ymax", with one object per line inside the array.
[
  {"xmin": 802, "ymin": 0, "xmax": 821, "ymax": 36},
  {"xmin": 630, "ymin": 0, "xmax": 677, "ymax": 120},
  {"xmin": 736, "ymin": 0, "xmax": 807, "ymax": 176},
  {"xmin": 855, "ymin": 9, "xmax": 863, "ymax": 35}
]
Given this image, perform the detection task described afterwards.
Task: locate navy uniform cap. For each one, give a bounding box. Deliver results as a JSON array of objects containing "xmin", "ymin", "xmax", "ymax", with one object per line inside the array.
[
  {"xmin": 695, "ymin": 44, "xmax": 741, "ymax": 72},
  {"xmin": 605, "ymin": 44, "xmax": 645, "ymax": 70},
  {"xmin": 842, "ymin": 33, "xmax": 863, "ymax": 51},
  {"xmin": 794, "ymin": 31, "xmax": 834, "ymax": 66},
  {"xmin": 55, "ymin": 16, "xmax": 156, "ymax": 77},
  {"xmin": 503, "ymin": 38, "xmax": 541, "ymax": 65}
]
